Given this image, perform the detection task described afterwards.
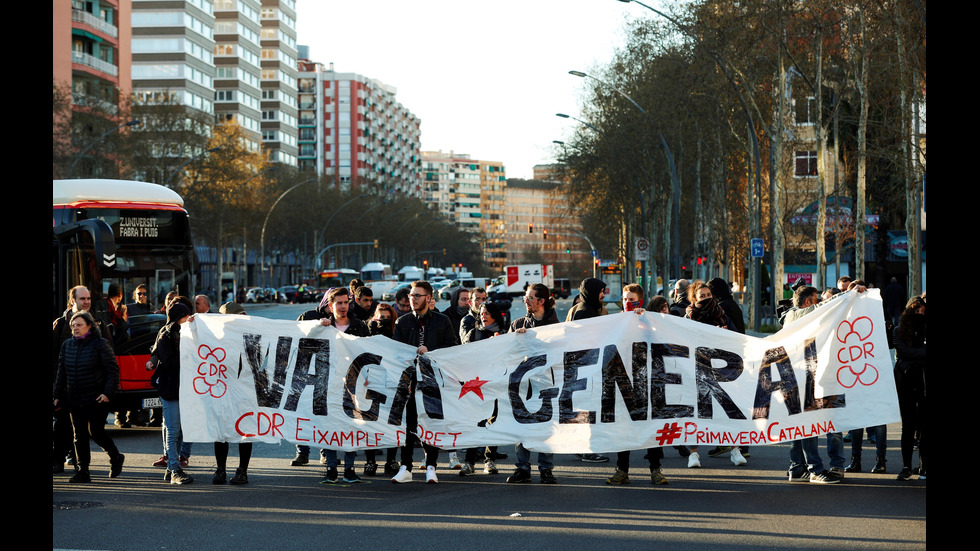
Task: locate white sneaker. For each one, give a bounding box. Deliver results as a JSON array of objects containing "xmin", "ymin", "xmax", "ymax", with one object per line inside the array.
[
  {"xmin": 688, "ymin": 452, "xmax": 701, "ymax": 468},
  {"xmin": 448, "ymin": 451, "xmax": 461, "ymax": 469},
  {"xmin": 425, "ymin": 465, "xmax": 438, "ymax": 484},
  {"xmin": 391, "ymin": 465, "xmax": 413, "ymax": 483},
  {"xmin": 730, "ymin": 448, "xmax": 747, "ymax": 466}
]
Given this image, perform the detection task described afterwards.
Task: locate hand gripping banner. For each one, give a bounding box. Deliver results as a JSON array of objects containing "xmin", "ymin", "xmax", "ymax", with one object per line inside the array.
[{"xmin": 180, "ymin": 290, "xmax": 900, "ymax": 452}]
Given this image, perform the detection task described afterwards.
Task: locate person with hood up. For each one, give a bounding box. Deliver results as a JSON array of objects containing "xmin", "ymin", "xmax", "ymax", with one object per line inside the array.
[
  {"xmin": 147, "ymin": 301, "xmax": 194, "ymax": 484},
  {"xmin": 566, "ymin": 277, "xmax": 609, "ymax": 321},
  {"xmin": 703, "ymin": 278, "xmax": 749, "ymax": 462},
  {"xmin": 564, "ymin": 279, "xmax": 612, "ymax": 463},
  {"xmin": 442, "ymin": 286, "xmax": 469, "ymax": 344}
]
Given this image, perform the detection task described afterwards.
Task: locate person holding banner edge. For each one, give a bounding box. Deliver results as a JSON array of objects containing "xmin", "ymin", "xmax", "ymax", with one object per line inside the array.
[
  {"xmin": 508, "ymin": 283, "xmax": 562, "ymax": 484},
  {"xmin": 390, "ymin": 281, "xmax": 458, "ymax": 484},
  {"xmin": 683, "ymin": 280, "xmax": 746, "ymax": 468},
  {"xmin": 606, "ymin": 284, "xmax": 669, "ymax": 486},
  {"xmin": 304, "ymin": 287, "xmax": 371, "ymax": 485}
]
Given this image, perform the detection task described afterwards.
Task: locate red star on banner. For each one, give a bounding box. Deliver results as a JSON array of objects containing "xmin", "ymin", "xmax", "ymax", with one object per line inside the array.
[{"xmin": 459, "ymin": 377, "xmax": 489, "ymax": 400}]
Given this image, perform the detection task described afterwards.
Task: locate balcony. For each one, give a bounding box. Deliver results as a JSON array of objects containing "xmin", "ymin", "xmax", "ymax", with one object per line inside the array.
[
  {"xmin": 72, "ymin": 50, "xmax": 118, "ymax": 77},
  {"xmin": 72, "ymin": 9, "xmax": 117, "ymax": 38}
]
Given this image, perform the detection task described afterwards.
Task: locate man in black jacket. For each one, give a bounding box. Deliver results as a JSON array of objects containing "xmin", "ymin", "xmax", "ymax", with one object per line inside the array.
[
  {"xmin": 391, "ymin": 281, "xmax": 458, "ymax": 484},
  {"xmin": 291, "ymin": 288, "xmax": 370, "ymax": 468}
]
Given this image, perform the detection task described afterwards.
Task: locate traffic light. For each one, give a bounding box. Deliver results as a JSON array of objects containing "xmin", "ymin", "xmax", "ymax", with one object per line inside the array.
[
  {"xmin": 566, "ymin": 246, "xmax": 571, "ymax": 254},
  {"xmin": 423, "ymin": 260, "xmax": 429, "ymax": 270},
  {"xmin": 442, "ymin": 248, "xmax": 447, "ymax": 255},
  {"xmin": 373, "ymin": 239, "xmax": 379, "ymax": 249},
  {"xmin": 528, "ymin": 222, "xmax": 533, "ymax": 233},
  {"xmin": 543, "ymin": 229, "xmax": 548, "ymax": 239}
]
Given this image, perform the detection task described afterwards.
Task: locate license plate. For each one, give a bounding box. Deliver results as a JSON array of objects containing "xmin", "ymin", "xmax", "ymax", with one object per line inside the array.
[{"xmin": 142, "ymin": 397, "xmax": 162, "ymax": 408}]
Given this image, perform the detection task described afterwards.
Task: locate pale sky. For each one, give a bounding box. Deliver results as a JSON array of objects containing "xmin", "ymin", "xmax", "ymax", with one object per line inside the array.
[{"xmin": 295, "ymin": 0, "xmax": 643, "ymax": 179}]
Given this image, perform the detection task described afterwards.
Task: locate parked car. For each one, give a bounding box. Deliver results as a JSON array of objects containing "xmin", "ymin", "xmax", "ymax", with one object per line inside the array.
[
  {"xmin": 244, "ymin": 287, "xmax": 264, "ymax": 303},
  {"xmin": 277, "ymin": 285, "xmax": 299, "ymax": 303},
  {"xmin": 382, "ymin": 282, "xmax": 412, "ymax": 302}
]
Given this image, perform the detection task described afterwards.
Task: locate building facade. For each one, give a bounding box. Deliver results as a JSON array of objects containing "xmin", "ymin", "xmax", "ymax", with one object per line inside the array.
[{"xmin": 297, "ymin": 55, "xmax": 422, "ymax": 195}]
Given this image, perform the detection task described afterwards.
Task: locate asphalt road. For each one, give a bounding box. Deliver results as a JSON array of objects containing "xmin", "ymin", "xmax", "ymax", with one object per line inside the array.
[{"xmin": 53, "ymin": 303, "xmax": 926, "ymax": 551}]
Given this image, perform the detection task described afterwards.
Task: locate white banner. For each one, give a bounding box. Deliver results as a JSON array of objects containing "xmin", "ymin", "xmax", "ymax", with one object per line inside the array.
[{"xmin": 180, "ymin": 291, "xmax": 900, "ymax": 452}]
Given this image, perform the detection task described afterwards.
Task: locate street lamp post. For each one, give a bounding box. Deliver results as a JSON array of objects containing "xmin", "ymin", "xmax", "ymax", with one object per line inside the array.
[
  {"xmin": 315, "ymin": 193, "xmax": 370, "ymax": 270},
  {"xmin": 67, "ymin": 119, "xmax": 142, "ymax": 178},
  {"xmin": 261, "ymin": 177, "xmax": 316, "ymax": 288},
  {"xmin": 557, "ymin": 111, "xmax": 652, "ymax": 292},
  {"xmin": 569, "ymin": 70, "xmax": 681, "ymax": 292}
]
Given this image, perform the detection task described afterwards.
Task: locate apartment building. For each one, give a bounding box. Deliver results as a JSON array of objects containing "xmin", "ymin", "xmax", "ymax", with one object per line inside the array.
[
  {"xmin": 296, "ymin": 54, "xmax": 421, "ymax": 195},
  {"xmin": 258, "ymin": 0, "xmax": 298, "ymax": 166}
]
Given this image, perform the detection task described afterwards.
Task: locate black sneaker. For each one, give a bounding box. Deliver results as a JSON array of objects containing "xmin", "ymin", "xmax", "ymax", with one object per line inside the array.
[
  {"xmin": 577, "ymin": 453, "xmax": 609, "ymax": 463},
  {"xmin": 229, "ymin": 468, "xmax": 249, "ymax": 485},
  {"xmin": 896, "ymin": 467, "xmax": 913, "ymax": 481},
  {"xmin": 213, "ymin": 468, "xmax": 227, "ymax": 484},
  {"xmin": 539, "ymin": 469, "xmax": 558, "ymax": 484},
  {"xmin": 170, "ymin": 469, "xmax": 194, "ymax": 485},
  {"xmin": 788, "ymin": 469, "xmax": 810, "ymax": 482},
  {"xmin": 363, "ymin": 461, "xmax": 378, "ymax": 476},
  {"xmin": 845, "ymin": 456, "xmax": 862, "ymax": 473},
  {"xmin": 109, "ymin": 454, "xmax": 125, "ymax": 478},
  {"xmin": 383, "ymin": 460, "xmax": 400, "ymax": 477},
  {"xmin": 809, "ymin": 470, "xmax": 840, "ymax": 484},
  {"xmin": 871, "ymin": 458, "xmax": 887, "ymax": 474},
  {"xmin": 320, "ymin": 467, "xmax": 339, "ymax": 484},
  {"xmin": 506, "ymin": 468, "xmax": 531, "ymax": 483},
  {"xmin": 69, "ymin": 470, "xmax": 91, "ymax": 483},
  {"xmin": 343, "ymin": 469, "xmax": 362, "ymax": 483}
]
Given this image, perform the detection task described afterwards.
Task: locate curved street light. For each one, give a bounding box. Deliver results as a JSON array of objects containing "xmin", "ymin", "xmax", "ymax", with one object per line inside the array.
[
  {"xmin": 260, "ymin": 176, "xmax": 317, "ymax": 287},
  {"xmin": 315, "ymin": 193, "xmax": 370, "ymax": 270},
  {"xmin": 67, "ymin": 119, "xmax": 142, "ymax": 177}
]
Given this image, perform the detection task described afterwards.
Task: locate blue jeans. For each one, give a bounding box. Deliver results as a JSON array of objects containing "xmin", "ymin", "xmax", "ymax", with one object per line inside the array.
[
  {"xmin": 161, "ymin": 398, "xmax": 191, "ymax": 472},
  {"xmin": 789, "ymin": 437, "xmax": 824, "ymax": 474},
  {"xmin": 848, "ymin": 426, "xmax": 888, "ymax": 459},
  {"xmin": 826, "ymin": 432, "xmax": 845, "ymax": 469},
  {"xmin": 515, "ymin": 443, "xmax": 553, "ymax": 472},
  {"xmin": 323, "ymin": 450, "xmax": 356, "ymax": 470}
]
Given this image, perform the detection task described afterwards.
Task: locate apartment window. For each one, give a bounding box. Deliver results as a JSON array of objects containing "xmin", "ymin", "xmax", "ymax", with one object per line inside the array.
[
  {"xmin": 794, "ymin": 96, "xmax": 816, "ymax": 126},
  {"xmin": 216, "ymin": 89, "xmax": 236, "ymax": 102},
  {"xmin": 795, "ymin": 151, "xmax": 818, "ymax": 177}
]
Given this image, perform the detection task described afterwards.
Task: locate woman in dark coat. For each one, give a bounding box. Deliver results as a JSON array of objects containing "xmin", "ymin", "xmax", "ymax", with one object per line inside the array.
[
  {"xmin": 148, "ymin": 302, "xmax": 194, "ymax": 484},
  {"xmin": 894, "ymin": 296, "xmax": 926, "ymax": 481},
  {"xmin": 54, "ymin": 311, "xmax": 125, "ymax": 483}
]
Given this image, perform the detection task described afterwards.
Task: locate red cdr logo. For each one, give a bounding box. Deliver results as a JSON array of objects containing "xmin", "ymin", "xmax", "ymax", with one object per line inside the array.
[
  {"xmin": 834, "ymin": 317, "xmax": 879, "ymax": 388},
  {"xmin": 194, "ymin": 344, "xmax": 228, "ymax": 398}
]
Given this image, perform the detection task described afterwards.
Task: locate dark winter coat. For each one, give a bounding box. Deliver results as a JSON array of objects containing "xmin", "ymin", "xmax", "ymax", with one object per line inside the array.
[
  {"xmin": 566, "ymin": 278, "xmax": 609, "ymax": 321},
  {"xmin": 708, "ymin": 278, "xmax": 746, "ymax": 334},
  {"xmin": 297, "ymin": 307, "xmax": 371, "ymax": 337},
  {"xmin": 894, "ymin": 313, "xmax": 926, "ymax": 395},
  {"xmin": 393, "ymin": 308, "xmax": 457, "ymax": 351},
  {"xmin": 510, "ymin": 308, "xmax": 560, "ymax": 332},
  {"xmin": 149, "ymin": 303, "xmax": 191, "ymax": 401},
  {"xmin": 442, "ymin": 287, "xmax": 469, "ymax": 344},
  {"xmin": 55, "ymin": 333, "xmax": 119, "ymax": 407}
]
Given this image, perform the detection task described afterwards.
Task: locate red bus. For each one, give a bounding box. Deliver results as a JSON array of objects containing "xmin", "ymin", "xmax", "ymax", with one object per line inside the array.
[{"xmin": 53, "ymin": 179, "xmax": 196, "ymax": 413}]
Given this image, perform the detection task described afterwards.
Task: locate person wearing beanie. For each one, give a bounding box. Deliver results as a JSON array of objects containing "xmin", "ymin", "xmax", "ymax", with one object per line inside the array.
[{"xmin": 147, "ymin": 301, "xmax": 194, "ymax": 484}]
